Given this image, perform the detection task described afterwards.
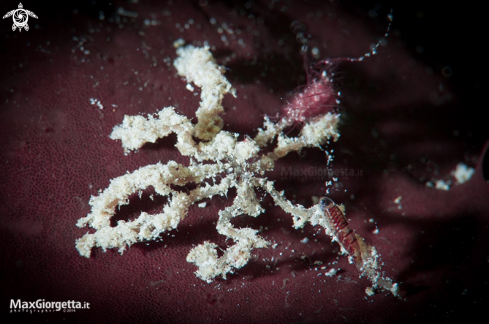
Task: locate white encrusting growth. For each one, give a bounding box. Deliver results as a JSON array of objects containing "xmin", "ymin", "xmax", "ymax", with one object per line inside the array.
[
  {"xmin": 76, "ymin": 41, "xmax": 397, "ymax": 296},
  {"xmin": 452, "ymin": 163, "xmax": 475, "ymax": 184},
  {"xmin": 425, "ymin": 162, "xmax": 475, "ymax": 191}
]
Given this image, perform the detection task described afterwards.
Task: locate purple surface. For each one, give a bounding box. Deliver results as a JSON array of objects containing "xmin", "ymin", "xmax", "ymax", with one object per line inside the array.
[{"xmin": 1, "ymin": 1, "xmax": 487, "ymax": 323}]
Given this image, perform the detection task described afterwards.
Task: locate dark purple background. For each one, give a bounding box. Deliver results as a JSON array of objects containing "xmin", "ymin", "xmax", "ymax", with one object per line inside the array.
[{"xmin": 1, "ymin": 1, "xmax": 487, "ymax": 323}]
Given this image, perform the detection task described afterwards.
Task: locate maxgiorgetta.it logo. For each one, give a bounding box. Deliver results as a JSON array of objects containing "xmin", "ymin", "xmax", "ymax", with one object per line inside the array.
[
  {"xmin": 10, "ymin": 299, "xmax": 90, "ymax": 313},
  {"xmin": 3, "ymin": 3, "xmax": 38, "ymax": 32}
]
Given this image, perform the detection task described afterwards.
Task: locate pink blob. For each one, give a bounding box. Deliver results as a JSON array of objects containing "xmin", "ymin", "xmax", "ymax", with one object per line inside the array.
[{"xmin": 283, "ymin": 72, "xmax": 336, "ymax": 123}]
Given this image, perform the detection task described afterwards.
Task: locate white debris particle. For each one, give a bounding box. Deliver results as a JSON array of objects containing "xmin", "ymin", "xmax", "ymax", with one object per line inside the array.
[
  {"xmin": 365, "ymin": 287, "xmax": 375, "ymax": 296},
  {"xmin": 427, "ymin": 163, "xmax": 473, "ymax": 191},
  {"xmin": 452, "ymin": 163, "xmax": 475, "ymax": 184},
  {"xmin": 393, "ymin": 195, "xmax": 403, "ymax": 210},
  {"xmin": 372, "ymin": 228, "xmax": 379, "ymax": 234},
  {"xmin": 144, "ymin": 19, "xmax": 160, "ymax": 26},
  {"xmin": 325, "ymin": 268, "xmax": 337, "ymax": 277},
  {"xmin": 300, "ymin": 237, "xmax": 309, "ymax": 244},
  {"xmin": 198, "ymin": 202, "xmax": 207, "ymax": 208},
  {"xmin": 434, "ymin": 180, "xmax": 450, "ymax": 191},
  {"xmin": 173, "ymin": 38, "xmax": 185, "ymax": 48},
  {"xmin": 186, "ymin": 84, "xmax": 195, "ymax": 92},
  {"xmin": 89, "ymin": 98, "xmax": 103, "ymax": 109},
  {"xmin": 311, "ymin": 47, "xmax": 320, "ymax": 59}
]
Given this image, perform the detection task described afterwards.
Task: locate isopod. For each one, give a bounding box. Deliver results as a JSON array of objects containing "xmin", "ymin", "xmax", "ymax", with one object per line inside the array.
[
  {"xmin": 320, "ymin": 197, "xmax": 365, "ymax": 268},
  {"xmin": 320, "ymin": 196, "xmax": 399, "ymax": 297}
]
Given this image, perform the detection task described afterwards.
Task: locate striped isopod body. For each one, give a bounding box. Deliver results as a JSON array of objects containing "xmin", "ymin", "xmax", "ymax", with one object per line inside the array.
[
  {"xmin": 320, "ymin": 197, "xmax": 365, "ymax": 267},
  {"xmin": 319, "ymin": 197, "xmax": 399, "ymax": 297}
]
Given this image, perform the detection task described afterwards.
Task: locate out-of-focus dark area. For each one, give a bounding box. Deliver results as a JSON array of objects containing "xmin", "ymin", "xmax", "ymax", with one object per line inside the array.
[{"xmin": 347, "ymin": 0, "xmax": 485, "ymax": 146}]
